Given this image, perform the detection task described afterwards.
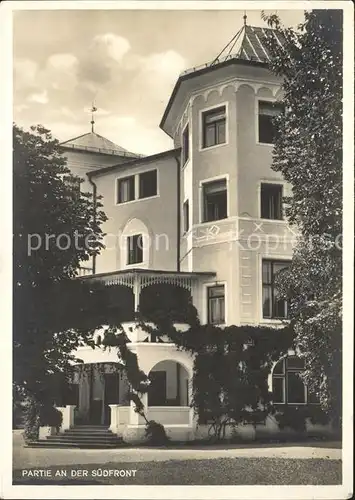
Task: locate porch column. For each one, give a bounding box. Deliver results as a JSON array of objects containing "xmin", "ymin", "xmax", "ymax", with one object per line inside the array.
[
  {"xmin": 133, "ymin": 275, "xmax": 141, "ymax": 314},
  {"xmin": 57, "ymin": 405, "xmax": 76, "ymax": 431},
  {"xmin": 109, "ymin": 404, "xmax": 119, "ymax": 433},
  {"xmin": 129, "ymin": 392, "xmax": 147, "ymax": 425},
  {"xmin": 188, "ymin": 382, "xmax": 197, "ymax": 429}
]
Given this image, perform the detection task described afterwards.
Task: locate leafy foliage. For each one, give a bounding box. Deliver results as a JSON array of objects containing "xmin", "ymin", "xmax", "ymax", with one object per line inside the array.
[
  {"xmin": 145, "ymin": 420, "xmax": 169, "ymax": 446},
  {"xmin": 141, "ymin": 309, "xmax": 294, "ymax": 439},
  {"xmin": 261, "ymin": 10, "xmax": 342, "ymax": 426},
  {"xmin": 39, "ymin": 405, "xmax": 63, "ymax": 431},
  {"xmin": 274, "ymin": 404, "xmax": 330, "ymax": 432},
  {"xmin": 13, "ymin": 124, "xmax": 109, "ymax": 422}
]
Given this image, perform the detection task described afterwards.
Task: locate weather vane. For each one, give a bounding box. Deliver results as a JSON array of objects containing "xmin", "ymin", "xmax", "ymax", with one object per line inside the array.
[{"xmin": 90, "ymin": 103, "xmax": 97, "ymax": 133}]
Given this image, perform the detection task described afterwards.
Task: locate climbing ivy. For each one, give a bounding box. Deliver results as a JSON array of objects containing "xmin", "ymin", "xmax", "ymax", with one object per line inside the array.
[{"xmin": 139, "ymin": 308, "xmax": 296, "ymax": 439}]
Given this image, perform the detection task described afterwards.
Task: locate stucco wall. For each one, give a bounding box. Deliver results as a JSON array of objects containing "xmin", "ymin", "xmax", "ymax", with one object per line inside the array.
[
  {"xmin": 61, "ymin": 149, "xmax": 125, "ymax": 192},
  {"xmin": 173, "ymin": 64, "xmax": 294, "ymax": 326},
  {"xmin": 92, "ymin": 154, "xmax": 179, "ymax": 274}
]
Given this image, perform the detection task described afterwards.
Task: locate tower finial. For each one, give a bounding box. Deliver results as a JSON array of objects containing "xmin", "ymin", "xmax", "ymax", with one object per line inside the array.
[
  {"xmin": 90, "ymin": 103, "xmax": 97, "ymax": 133},
  {"xmin": 243, "ymin": 11, "xmax": 247, "ymax": 26}
]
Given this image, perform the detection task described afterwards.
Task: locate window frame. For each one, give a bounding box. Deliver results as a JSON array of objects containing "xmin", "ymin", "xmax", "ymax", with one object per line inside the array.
[
  {"xmin": 138, "ymin": 169, "xmax": 158, "ymax": 200},
  {"xmin": 260, "ymin": 182, "xmax": 284, "ymax": 220},
  {"xmin": 183, "ymin": 199, "xmax": 190, "ymax": 234},
  {"xmin": 256, "ymin": 97, "xmax": 284, "ymax": 146},
  {"xmin": 116, "ymin": 175, "xmax": 135, "ymax": 204},
  {"xmin": 182, "ymin": 124, "xmax": 190, "ymax": 166},
  {"xmin": 199, "ymin": 103, "xmax": 229, "ymax": 151},
  {"xmin": 115, "ymin": 168, "xmax": 159, "ymax": 206},
  {"xmin": 262, "ymin": 259, "xmax": 290, "ymax": 320},
  {"xmin": 272, "ymin": 356, "xmax": 320, "ymax": 405},
  {"xmin": 207, "ymin": 284, "xmax": 226, "ymax": 325},
  {"xmin": 200, "ymin": 175, "xmax": 229, "ymax": 224},
  {"xmin": 126, "ymin": 233, "xmax": 144, "ymax": 265}
]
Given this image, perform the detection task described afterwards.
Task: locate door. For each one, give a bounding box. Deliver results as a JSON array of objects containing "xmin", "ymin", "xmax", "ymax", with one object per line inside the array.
[
  {"xmin": 148, "ymin": 371, "xmax": 166, "ymax": 406},
  {"xmin": 104, "ymin": 373, "xmax": 120, "ymax": 425}
]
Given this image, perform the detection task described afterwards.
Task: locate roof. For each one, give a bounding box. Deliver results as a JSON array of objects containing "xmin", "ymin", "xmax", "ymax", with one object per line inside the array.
[
  {"xmin": 237, "ymin": 25, "xmax": 285, "ymax": 64},
  {"xmin": 160, "ymin": 24, "xmax": 285, "ymax": 133},
  {"xmin": 60, "ymin": 131, "xmax": 142, "ymax": 159},
  {"xmin": 87, "ymin": 148, "xmax": 181, "ymax": 177}
]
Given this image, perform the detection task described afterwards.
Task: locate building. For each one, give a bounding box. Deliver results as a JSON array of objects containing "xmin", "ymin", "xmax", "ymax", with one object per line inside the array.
[{"xmin": 51, "ymin": 23, "xmax": 330, "ymax": 444}]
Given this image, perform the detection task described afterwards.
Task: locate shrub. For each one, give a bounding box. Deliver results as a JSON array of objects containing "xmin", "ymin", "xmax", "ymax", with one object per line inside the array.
[
  {"xmin": 22, "ymin": 397, "xmax": 41, "ymax": 442},
  {"xmin": 145, "ymin": 420, "xmax": 169, "ymax": 446},
  {"xmin": 39, "ymin": 405, "xmax": 63, "ymax": 432}
]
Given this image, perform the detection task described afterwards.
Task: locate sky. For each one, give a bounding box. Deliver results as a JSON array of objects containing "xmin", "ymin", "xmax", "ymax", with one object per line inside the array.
[{"xmin": 13, "ymin": 7, "xmax": 305, "ymax": 155}]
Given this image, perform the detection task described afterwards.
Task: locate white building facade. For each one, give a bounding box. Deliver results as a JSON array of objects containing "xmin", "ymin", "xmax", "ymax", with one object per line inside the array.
[{"xmin": 55, "ymin": 25, "xmax": 330, "ymax": 443}]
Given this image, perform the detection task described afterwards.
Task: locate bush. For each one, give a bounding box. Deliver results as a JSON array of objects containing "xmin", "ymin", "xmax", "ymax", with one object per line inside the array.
[
  {"xmin": 145, "ymin": 420, "xmax": 169, "ymax": 446},
  {"xmin": 22, "ymin": 397, "xmax": 41, "ymax": 442},
  {"xmin": 274, "ymin": 405, "xmax": 330, "ymax": 432},
  {"xmin": 39, "ymin": 405, "xmax": 63, "ymax": 431}
]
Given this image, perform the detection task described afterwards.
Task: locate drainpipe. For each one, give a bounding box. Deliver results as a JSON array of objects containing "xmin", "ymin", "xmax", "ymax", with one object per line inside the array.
[
  {"xmin": 87, "ymin": 173, "xmax": 97, "ymax": 275},
  {"xmin": 175, "ymin": 153, "xmax": 181, "ymax": 272}
]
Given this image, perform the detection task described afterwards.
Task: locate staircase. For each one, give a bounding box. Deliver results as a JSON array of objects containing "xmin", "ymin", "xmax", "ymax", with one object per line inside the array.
[{"xmin": 27, "ymin": 425, "xmax": 125, "ymax": 449}]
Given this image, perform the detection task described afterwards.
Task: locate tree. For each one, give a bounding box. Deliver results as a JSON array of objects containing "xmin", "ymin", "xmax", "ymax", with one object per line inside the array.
[
  {"xmin": 13, "ymin": 124, "xmax": 108, "ymax": 411},
  {"xmin": 261, "ymin": 10, "xmax": 343, "ymax": 426}
]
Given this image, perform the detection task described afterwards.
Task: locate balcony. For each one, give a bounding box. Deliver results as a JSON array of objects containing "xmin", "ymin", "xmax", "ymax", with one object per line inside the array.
[{"xmin": 79, "ymin": 268, "xmax": 216, "ymax": 340}]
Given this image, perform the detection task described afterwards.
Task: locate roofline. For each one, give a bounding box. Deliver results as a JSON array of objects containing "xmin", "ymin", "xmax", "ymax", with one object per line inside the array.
[
  {"xmin": 60, "ymin": 143, "xmax": 141, "ymax": 158},
  {"xmin": 59, "ymin": 132, "xmax": 91, "ymax": 146},
  {"xmin": 59, "ymin": 131, "xmax": 140, "ymax": 158},
  {"xmin": 159, "ymin": 57, "xmax": 268, "ymax": 135},
  {"xmin": 87, "ymin": 147, "xmax": 181, "ymax": 177}
]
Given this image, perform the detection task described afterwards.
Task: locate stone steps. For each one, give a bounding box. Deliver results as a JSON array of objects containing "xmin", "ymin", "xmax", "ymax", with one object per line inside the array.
[{"xmin": 27, "ymin": 425, "xmax": 125, "ymax": 449}]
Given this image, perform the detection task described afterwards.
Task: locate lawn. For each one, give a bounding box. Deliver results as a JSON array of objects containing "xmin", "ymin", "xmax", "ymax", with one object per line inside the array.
[{"xmin": 13, "ymin": 457, "xmax": 342, "ymax": 485}]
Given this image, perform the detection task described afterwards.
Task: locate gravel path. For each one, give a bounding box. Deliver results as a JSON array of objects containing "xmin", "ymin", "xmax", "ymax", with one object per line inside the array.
[{"xmin": 13, "ymin": 431, "xmax": 341, "ymax": 470}]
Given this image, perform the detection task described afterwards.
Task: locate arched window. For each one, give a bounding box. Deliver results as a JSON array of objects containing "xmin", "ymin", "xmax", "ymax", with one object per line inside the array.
[
  {"xmin": 272, "ymin": 356, "xmax": 319, "ymax": 405},
  {"xmin": 120, "ymin": 218, "xmax": 150, "ymax": 269}
]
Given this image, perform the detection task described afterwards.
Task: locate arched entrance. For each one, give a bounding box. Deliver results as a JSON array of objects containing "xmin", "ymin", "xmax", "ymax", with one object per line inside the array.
[{"xmin": 148, "ymin": 360, "xmax": 190, "ymax": 407}]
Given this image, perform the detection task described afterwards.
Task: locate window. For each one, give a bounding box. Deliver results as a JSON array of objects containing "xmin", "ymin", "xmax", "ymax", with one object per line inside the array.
[
  {"xmin": 207, "ymin": 285, "xmax": 225, "ymax": 324},
  {"xmin": 139, "ymin": 170, "xmax": 157, "ymax": 199},
  {"xmin": 183, "ymin": 200, "xmax": 189, "ymax": 233},
  {"xmin": 203, "ymin": 179, "xmax": 227, "ymax": 222},
  {"xmin": 202, "ymin": 106, "xmax": 226, "ymax": 148},
  {"xmin": 127, "ymin": 234, "xmax": 143, "ymax": 265},
  {"xmin": 261, "ymin": 183, "xmax": 283, "ymax": 220},
  {"xmin": 258, "ymin": 101, "xmax": 283, "ymax": 144},
  {"xmin": 262, "ymin": 260, "xmax": 290, "ymax": 319},
  {"xmin": 272, "ymin": 356, "xmax": 319, "ymax": 404},
  {"xmin": 117, "ymin": 176, "xmax": 135, "ymax": 203},
  {"xmin": 182, "ymin": 125, "xmax": 189, "ymax": 165}
]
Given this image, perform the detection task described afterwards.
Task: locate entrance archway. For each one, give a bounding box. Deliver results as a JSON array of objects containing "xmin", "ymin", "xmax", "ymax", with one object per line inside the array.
[{"xmin": 148, "ymin": 360, "xmax": 190, "ymax": 407}]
